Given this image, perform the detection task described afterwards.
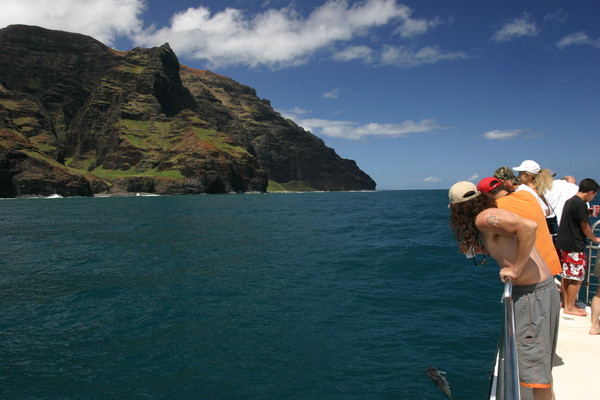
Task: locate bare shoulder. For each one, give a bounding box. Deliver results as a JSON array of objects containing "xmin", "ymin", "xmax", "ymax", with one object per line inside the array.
[
  {"xmin": 476, "ymin": 208, "xmax": 536, "ymax": 237},
  {"xmin": 475, "ymin": 208, "xmax": 519, "ymax": 230}
]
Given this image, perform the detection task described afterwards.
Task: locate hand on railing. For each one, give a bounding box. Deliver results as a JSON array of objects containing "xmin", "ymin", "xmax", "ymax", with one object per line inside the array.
[
  {"xmin": 500, "ymin": 268, "xmax": 518, "ymax": 283},
  {"xmin": 503, "ymin": 278, "xmax": 512, "ymax": 301}
]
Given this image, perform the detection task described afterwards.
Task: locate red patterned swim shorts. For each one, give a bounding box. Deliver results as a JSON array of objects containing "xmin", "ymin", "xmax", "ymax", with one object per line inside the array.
[{"xmin": 558, "ymin": 250, "xmax": 587, "ymax": 281}]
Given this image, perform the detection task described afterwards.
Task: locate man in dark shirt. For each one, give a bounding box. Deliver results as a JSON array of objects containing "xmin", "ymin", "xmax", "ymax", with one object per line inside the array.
[{"xmin": 555, "ymin": 178, "xmax": 600, "ymax": 316}]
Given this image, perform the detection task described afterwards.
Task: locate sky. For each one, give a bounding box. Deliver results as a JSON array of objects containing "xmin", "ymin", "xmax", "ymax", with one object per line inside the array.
[{"xmin": 2, "ymin": 0, "xmax": 600, "ymax": 190}]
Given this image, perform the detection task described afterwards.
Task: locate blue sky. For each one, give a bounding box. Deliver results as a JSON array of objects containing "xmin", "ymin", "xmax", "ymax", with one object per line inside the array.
[{"xmin": 2, "ymin": 0, "xmax": 599, "ymax": 190}]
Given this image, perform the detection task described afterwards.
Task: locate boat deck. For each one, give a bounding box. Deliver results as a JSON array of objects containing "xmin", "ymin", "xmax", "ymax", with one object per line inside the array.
[{"xmin": 520, "ymin": 304, "xmax": 598, "ymax": 400}]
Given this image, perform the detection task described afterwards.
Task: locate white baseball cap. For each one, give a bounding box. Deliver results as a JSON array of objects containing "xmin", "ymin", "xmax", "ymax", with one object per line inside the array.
[{"xmin": 513, "ymin": 160, "xmax": 540, "ymax": 174}]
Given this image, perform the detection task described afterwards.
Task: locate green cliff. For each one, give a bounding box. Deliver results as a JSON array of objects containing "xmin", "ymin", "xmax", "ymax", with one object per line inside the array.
[{"xmin": 0, "ymin": 25, "xmax": 376, "ymax": 197}]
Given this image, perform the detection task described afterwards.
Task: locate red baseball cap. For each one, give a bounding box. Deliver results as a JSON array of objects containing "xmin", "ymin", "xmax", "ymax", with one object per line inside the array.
[{"xmin": 477, "ymin": 177, "xmax": 503, "ymax": 193}]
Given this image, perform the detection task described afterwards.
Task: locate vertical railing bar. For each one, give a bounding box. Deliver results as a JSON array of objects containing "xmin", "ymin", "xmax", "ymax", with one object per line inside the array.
[{"xmin": 502, "ymin": 278, "xmax": 521, "ymax": 400}]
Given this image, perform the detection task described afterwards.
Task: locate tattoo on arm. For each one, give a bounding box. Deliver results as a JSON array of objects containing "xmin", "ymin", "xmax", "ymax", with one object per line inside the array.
[{"xmin": 486, "ymin": 215, "xmax": 501, "ymax": 227}]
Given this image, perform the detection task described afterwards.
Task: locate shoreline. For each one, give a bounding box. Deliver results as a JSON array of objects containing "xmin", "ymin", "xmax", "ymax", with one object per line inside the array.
[{"xmin": 1, "ymin": 189, "xmax": 382, "ymax": 200}]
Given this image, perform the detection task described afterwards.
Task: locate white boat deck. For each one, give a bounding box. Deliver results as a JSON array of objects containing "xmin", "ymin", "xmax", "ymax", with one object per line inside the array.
[
  {"xmin": 521, "ymin": 234, "xmax": 599, "ymax": 399},
  {"xmin": 520, "ymin": 304, "xmax": 599, "ymax": 400}
]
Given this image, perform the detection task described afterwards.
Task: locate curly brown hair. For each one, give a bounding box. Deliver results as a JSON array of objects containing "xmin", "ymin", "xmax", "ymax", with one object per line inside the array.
[{"xmin": 449, "ymin": 195, "xmax": 497, "ymax": 254}]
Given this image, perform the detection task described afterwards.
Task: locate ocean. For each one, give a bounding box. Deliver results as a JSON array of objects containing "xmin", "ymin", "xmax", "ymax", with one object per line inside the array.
[{"xmin": 1, "ymin": 190, "xmax": 508, "ymax": 399}]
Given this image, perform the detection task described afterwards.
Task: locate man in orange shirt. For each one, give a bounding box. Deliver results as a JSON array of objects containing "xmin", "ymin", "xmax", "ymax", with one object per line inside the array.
[{"xmin": 477, "ymin": 177, "xmax": 561, "ymax": 276}]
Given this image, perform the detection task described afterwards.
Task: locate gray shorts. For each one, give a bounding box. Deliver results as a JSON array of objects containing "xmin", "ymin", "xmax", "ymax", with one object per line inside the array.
[{"xmin": 512, "ymin": 277, "xmax": 560, "ymax": 389}]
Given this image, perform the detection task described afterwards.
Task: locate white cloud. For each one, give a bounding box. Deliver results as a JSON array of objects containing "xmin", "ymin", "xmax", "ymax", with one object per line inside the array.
[
  {"xmin": 557, "ymin": 31, "xmax": 600, "ymax": 49},
  {"xmin": 396, "ymin": 15, "xmax": 444, "ymax": 38},
  {"xmin": 492, "ymin": 14, "xmax": 539, "ymax": 43},
  {"xmin": 323, "ymin": 88, "xmax": 341, "ymax": 99},
  {"xmin": 280, "ymin": 110, "xmax": 446, "ymax": 140},
  {"xmin": 1, "ymin": 0, "xmax": 466, "ymax": 70},
  {"xmin": 0, "ymin": 0, "xmax": 145, "ymax": 46},
  {"xmin": 544, "ymin": 8, "xmax": 568, "ymax": 25},
  {"xmin": 468, "ymin": 173, "xmax": 479, "ymax": 182},
  {"xmin": 380, "ymin": 45, "xmax": 468, "ymax": 68},
  {"xmin": 334, "ymin": 43, "xmax": 467, "ymax": 68},
  {"xmin": 132, "ymin": 0, "xmax": 413, "ymax": 69},
  {"xmin": 333, "ymin": 45, "xmax": 374, "ymax": 63},
  {"xmin": 287, "ymin": 107, "xmax": 311, "ymax": 115},
  {"xmin": 423, "ymin": 176, "xmax": 442, "ymax": 183},
  {"xmin": 483, "ymin": 129, "xmax": 526, "ymax": 140},
  {"xmin": 320, "ymin": 120, "xmax": 442, "ymax": 140}
]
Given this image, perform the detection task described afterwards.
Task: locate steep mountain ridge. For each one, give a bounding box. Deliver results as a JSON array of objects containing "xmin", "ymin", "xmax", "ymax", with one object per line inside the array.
[{"xmin": 0, "ymin": 25, "xmax": 376, "ymax": 197}]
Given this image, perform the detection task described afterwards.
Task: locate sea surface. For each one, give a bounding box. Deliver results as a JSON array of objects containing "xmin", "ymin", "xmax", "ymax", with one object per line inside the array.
[{"xmin": 1, "ymin": 190, "xmax": 509, "ymax": 399}]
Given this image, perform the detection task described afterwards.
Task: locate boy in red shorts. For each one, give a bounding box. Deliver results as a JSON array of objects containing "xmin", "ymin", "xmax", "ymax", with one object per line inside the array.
[{"xmin": 555, "ymin": 178, "xmax": 600, "ymax": 316}]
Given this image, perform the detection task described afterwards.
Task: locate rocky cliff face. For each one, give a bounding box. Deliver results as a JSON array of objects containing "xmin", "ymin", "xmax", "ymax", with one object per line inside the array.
[{"xmin": 0, "ymin": 25, "xmax": 376, "ymax": 197}]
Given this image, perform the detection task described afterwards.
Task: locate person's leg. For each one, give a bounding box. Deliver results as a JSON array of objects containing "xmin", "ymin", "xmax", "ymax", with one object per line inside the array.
[
  {"xmin": 589, "ymin": 290, "xmax": 600, "ymax": 335},
  {"xmin": 562, "ymin": 278, "xmax": 586, "ymax": 316},
  {"xmin": 532, "ymin": 386, "xmax": 555, "ymax": 400},
  {"xmin": 515, "ymin": 280, "xmax": 558, "ymax": 400},
  {"xmin": 557, "ymin": 276, "xmax": 563, "ymax": 308},
  {"xmin": 560, "ymin": 277, "xmax": 570, "ymax": 307}
]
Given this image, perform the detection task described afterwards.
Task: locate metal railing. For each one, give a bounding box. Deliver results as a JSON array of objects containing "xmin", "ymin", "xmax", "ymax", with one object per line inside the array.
[
  {"xmin": 584, "ymin": 220, "xmax": 600, "ymax": 304},
  {"xmin": 489, "ymin": 279, "xmax": 521, "ymax": 400}
]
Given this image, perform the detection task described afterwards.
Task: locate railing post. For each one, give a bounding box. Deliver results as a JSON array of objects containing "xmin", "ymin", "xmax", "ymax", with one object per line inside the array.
[
  {"xmin": 502, "ymin": 279, "xmax": 521, "ymax": 400},
  {"xmin": 489, "ymin": 279, "xmax": 521, "ymax": 400}
]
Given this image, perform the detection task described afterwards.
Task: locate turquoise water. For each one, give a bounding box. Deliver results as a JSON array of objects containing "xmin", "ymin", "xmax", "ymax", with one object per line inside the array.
[{"xmin": 1, "ymin": 191, "xmax": 505, "ymax": 399}]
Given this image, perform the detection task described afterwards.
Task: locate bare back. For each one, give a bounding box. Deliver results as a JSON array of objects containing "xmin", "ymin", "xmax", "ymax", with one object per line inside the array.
[{"xmin": 475, "ymin": 208, "xmax": 551, "ymax": 285}]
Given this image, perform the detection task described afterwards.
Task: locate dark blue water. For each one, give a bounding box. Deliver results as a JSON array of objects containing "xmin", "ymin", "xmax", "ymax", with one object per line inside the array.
[{"xmin": 1, "ymin": 191, "xmax": 504, "ymax": 399}]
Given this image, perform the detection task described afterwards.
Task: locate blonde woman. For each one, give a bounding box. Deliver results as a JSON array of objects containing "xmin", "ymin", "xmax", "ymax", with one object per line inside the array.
[
  {"xmin": 513, "ymin": 160, "xmax": 555, "ymax": 217},
  {"xmin": 513, "ymin": 160, "xmax": 564, "ymax": 246}
]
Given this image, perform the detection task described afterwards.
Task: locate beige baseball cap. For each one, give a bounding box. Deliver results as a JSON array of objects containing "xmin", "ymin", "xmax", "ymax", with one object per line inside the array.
[{"xmin": 448, "ymin": 181, "xmax": 480, "ymax": 206}]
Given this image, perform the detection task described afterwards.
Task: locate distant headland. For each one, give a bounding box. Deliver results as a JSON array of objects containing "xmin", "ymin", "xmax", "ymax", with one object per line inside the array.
[{"xmin": 0, "ymin": 25, "xmax": 376, "ymax": 198}]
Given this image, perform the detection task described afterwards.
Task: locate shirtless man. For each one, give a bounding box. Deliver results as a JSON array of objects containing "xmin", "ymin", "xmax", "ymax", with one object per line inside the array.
[
  {"xmin": 449, "ymin": 181, "xmax": 559, "ymax": 400},
  {"xmin": 477, "ymin": 176, "xmax": 561, "ymax": 277}
]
